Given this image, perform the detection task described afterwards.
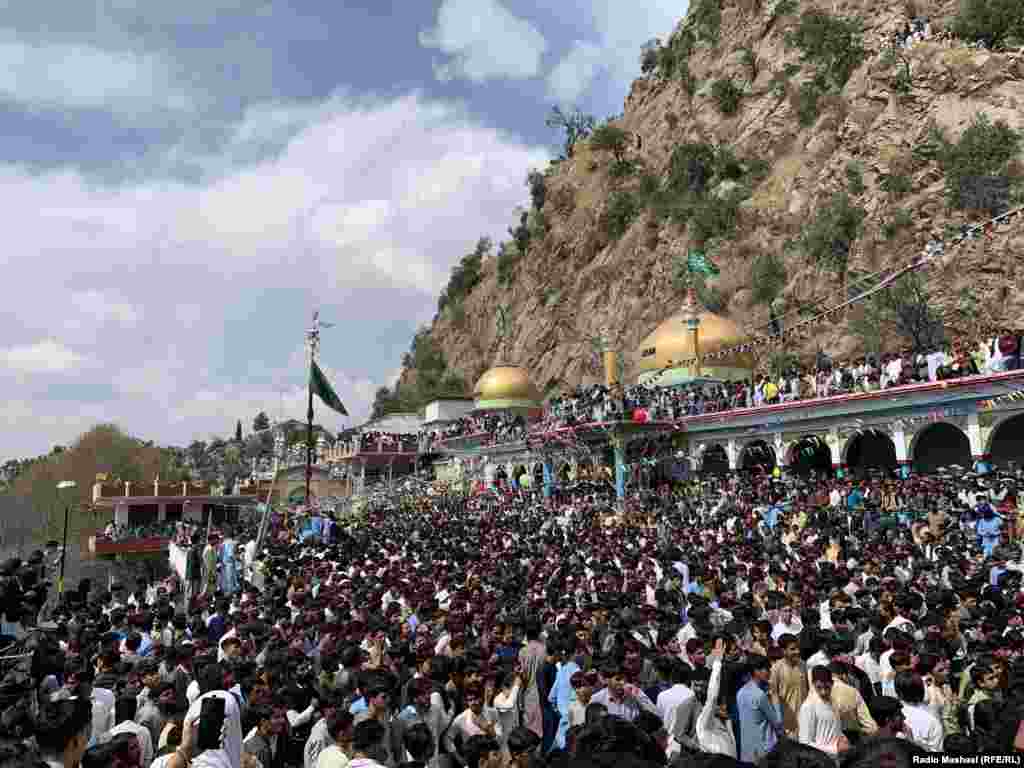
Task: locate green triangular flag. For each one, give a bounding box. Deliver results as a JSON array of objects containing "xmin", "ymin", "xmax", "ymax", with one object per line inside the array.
[
  {"xmin": 310, "ymin": 360, "xmax": 348, "ymax": 416},
  {"xmin": 687, "ymin": 249, "xmax": 720, "ymax": 277}
]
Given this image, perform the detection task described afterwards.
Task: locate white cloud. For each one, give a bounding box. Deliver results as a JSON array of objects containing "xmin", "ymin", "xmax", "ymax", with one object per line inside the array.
[
  {"xmin": 1, "ymin": 340, "xmax": 84, "ymax": 373},
  {"xmin": 583, "ymin": 1, "xmax": 686, "ymax": 87},
  {"xmin": 0, "ymin": 36, "xmax": 194, "ymax": 115},
  {"xmin": 0, "ymin": 90, "xmax": 550, "ymax": 458},
  {"xmin": 546, "ymin": 41, "xmax": 605, "ymax": 104},
  {"xmin": 540, "ymin": 0, "xmax": 687, "ymax": 105},
  {"xmin": 420, "ymin": 0, "xmax": 548, "ymax": 83},
  {"xmin": 68, "ymin": 291, "xmax": 140, "ymax": 330}
]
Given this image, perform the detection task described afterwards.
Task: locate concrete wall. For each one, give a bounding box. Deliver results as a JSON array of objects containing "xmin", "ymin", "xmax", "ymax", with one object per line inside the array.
[{"xmin": 423, "ymin": 400, "xmax": 474, "ymax": 424}]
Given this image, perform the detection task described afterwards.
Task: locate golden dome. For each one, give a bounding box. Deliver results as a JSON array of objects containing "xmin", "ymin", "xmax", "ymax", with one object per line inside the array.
[
  {"xmin": 637, "ymin": 310, "xmax": 754, "ymax": 372},
  {"xmin": 473, "ymin": 365, "xmax": 541, "ymax": 410}
]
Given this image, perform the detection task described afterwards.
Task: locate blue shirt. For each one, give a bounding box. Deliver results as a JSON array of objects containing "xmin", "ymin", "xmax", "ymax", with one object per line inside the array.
[{"xmin": 737, "ymin": 679, "xmax": 782, "ymax": 763}]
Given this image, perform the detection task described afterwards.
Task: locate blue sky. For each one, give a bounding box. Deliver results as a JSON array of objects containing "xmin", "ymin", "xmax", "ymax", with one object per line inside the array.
[{"xmin": 0, "ymin": 0, "xmax": 687, "ymax": 457}]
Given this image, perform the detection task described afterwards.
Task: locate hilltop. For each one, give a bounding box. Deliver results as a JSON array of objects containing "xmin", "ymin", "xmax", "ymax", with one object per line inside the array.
[{"xmin": 381, "ymin": 0, "xmax": 1024, "ymax": 409}]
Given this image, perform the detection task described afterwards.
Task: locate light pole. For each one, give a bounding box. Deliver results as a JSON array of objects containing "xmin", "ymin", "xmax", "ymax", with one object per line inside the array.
[{"xmin": 55, "ymin": 480, "xmax": 77, "ymax": 596}]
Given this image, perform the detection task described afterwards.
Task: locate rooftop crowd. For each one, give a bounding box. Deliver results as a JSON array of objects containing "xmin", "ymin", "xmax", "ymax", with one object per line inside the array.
[
  {"xmin": 540, "ymin": 330, "xmax": 1023, "ymax": 429},
  {"xmin": 3, "ymin": 448, "xmax": 1024, "ymax": 768},
  {"xmin": 420, "ymin": 416, "xmax": 528, "ymax": 453}
]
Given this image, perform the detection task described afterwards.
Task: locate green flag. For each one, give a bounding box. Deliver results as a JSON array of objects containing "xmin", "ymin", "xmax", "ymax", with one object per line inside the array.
[
  {"xmin": 687, "ymin": 249, "xmax": 720, "ymax": 277},
  {"xmin": 310, "ymin": 360, "xmax": 348, "ymax": 416}
]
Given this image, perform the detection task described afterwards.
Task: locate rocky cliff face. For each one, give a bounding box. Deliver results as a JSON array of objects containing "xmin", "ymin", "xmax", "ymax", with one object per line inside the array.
[{"xmin": 402, "ymin": 0, "xmax": 1024, "ymax": 399}]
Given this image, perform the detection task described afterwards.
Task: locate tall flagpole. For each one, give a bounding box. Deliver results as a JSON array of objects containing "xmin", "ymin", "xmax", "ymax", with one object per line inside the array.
[{"xmin": 305, "ymin": 311, "xmax": 321, "ymax": 508}]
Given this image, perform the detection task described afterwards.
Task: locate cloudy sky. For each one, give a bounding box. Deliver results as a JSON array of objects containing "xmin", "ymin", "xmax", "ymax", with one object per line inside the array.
[{"xmin": 0, "ymin": 0, "xmax": 687, "ymax": 458}]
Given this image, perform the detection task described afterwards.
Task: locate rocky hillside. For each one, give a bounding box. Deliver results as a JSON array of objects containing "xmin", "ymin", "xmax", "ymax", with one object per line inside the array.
[{"xmin": 399, "ymin": 0, "xmax": 1024, "ymax": 401}]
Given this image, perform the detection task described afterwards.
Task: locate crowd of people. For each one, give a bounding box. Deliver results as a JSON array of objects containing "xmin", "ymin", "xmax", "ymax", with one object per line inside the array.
[
  {"xmin": 539, "ymin": 330, "xmax": 1023, "ymax": 429},
  {"xmin": 5, "ymin": 452, "xmax": 1024, "ymax": 768},
  {"xmin": 420, "ymin": 416, "xmax": 530, "ymax": 453},
  {"xmin": 338, "ymin": 433, "xmax": 419, "ymax": 455},
  {"xmin": 100, "ymin": 523, "xmax": 182, "ymax": 544}
]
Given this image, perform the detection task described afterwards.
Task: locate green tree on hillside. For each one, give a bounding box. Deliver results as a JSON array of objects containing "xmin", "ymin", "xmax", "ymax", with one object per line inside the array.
[
  {"xmin": 11, "ymin": 424, "xmax": 185, "ymax": 540},
  {"xmin": 437, "ymin": 237, "xmax": 491, "ymax": 314},
  {"xmin": 953, "ymin": 0, "xmax": 1024, "ymax": 49},
  {"xmin": 545, "ymin": 106, "xmax": 596, "ymax": 160}
]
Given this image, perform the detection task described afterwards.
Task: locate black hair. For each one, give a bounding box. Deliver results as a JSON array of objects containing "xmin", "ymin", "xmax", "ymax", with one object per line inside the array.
[
  {"xmin": 748, "ymin": 655, "xmax": 771, "ymax": 674},
  {"xmin": 115, "ymin": 694, "xmax": 137, "ymax": 724},
  {"xmin": 506, "ymin": 726, "xmax": 541, "ymax": 756},
  {"xmin": 353, "ymin": 720, "xmax": 386, "ymax": 753},
  {"xmin": 326, "ymin": 710, "xmax": 354, "ymax": 740},
  {"xmin": 838, "ymin": 736, "xmax": 926, "ymax": 768},
  {"xmin": 893, "ymin": 671, "xmax": 925, "ymax": 705},
  {"xmin": 247, "ymin": 705, "xmax": 274, "ymax": 733},
  {"xmin": 80, "ymin": 742, "xmax": 116, "ymax": 768},
  {"xmin": 866, "ymin": 695, "xmax": 902, "ymax": 728},
  {"xmin": 403, "ymin": 722, "xmax": 435, "ymax": 763},
  {"xmin": 34, "ymin": 697, "xmax": 93, "ymax": 756},
  {"xmin": 584, "ymin": 702, "xmax": 607, "ymax": 725},
  {"xmin": 463, "ymin": 734, "xmax": 501, "ymax": 768}
]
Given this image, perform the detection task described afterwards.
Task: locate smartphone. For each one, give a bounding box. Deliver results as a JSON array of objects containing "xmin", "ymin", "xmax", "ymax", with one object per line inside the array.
[{"xmin": 196, "ymin": 695, "xmax": 226, "ymax": 751}]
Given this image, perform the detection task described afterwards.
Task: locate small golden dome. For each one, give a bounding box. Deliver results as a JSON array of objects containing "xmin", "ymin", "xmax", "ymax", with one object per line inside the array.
[
  {"xmin": 473, "ymin": 365, "xmax": 541, "ymax": 410},
  {"xmin": 637, "ymin": 310, "xmax": 754, "ymax": 372}
]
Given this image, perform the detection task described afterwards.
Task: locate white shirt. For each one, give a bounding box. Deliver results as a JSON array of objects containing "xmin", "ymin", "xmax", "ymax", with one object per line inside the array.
[
  {"xmin": 656, "ymin": 684, "xmax": 697, "ymax": 743},
  {"xmin": 696, "ymin": 660, "xmax": 737, "ymax": 757},
  {"xmin": 902, "ymin": 702, "xmax": 943, "ymax": 752},
  {"xmin": 92, "ymin": 687, "xmax": 116, "ymax": 743},
  {"xmin": 798, "ymin": 695, "xmax": 842, "ymax": 754},
  {"xmin": 771, "ymin": 620, "xmax": 803, "ymax": 642},
  {"xmin": 855, "ymin": 653, "xmax": 881, "ymax": 685}
]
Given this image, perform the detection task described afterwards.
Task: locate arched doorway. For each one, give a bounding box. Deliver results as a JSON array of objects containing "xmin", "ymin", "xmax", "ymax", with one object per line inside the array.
[
  {"xmin": 741, "ymin": 440, "xmax": 776, "ymax": 472},
  {"xmin": 913, "ymin": 422, "xmax": 972, "ymax": 474},
  {"xmin": 789, "ymin": 436, "xmax": 833, "ymax": 476},
  {"xmin": 702, "ymin": 444, "xmax": 729, "ymax": 474},
  {"xmin": 845, "ymin": 429, "xmax": 897, "ymax": 477},
  {"xmin": 990, "ymin": 413, "xmax": 1024, "ymax": 470}
]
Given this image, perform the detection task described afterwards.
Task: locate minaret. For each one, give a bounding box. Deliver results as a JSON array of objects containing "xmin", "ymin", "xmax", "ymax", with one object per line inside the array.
[
  {"xmin": 273, "ymin": 429, "xmax": 285, "ymax": 475},
  {"xmin": 681, "ymin": 286, "xmax": 702, "ymax": 377}
]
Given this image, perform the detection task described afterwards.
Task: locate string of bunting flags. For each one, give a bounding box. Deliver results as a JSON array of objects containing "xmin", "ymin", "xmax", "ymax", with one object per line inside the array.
[
  {"xmin": 980, "ymin": 389, "xmax": 1024, "ymax": 410},
  {"xmin": 662, "ymin": 204, "xmax": 1024, "ymax": 370}
]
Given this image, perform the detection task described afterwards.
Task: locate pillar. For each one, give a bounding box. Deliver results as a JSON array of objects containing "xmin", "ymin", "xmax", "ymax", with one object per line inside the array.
[
  {"xmin": 158, "ymin": 503, "xmax": 166, "ymax": 523},
  {"xmin": 726, "ymin": 438, "xmax": 739, "ymax": 472},
  {"xmin": 892, "ymin": 421, "xmax": 910, "ymax": 477},
  {"xmin": 359, "ymin": 459, "xmax": 367, "ymax": 494},
  {"xmin": 773, "ymin": 433, "xmax": 785, "ymax": 468},
  {"xmin": 613, "ymin": 436, "xmax": 627, "ymax": 500},
  {"xmin": 826, "ymin": 429, "xmax": 846, "ymax": 478},
  {"xmin": 966, "ymin": 411, "xmax": 990, "ymax": 472},
  {"xmin": 542, "ymin": 460, "xmax": 553, "ymax": 498},
  {"xmin": 967, "ymin": 411, "xmax": 983, "ymax": 459}
]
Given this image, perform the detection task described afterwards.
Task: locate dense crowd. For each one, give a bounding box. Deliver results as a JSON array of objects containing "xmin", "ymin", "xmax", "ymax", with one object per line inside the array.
[
  {"xmin": 100, "ymin": 523, "xmax": 182, "ymax": 543},
  {"xmin": 338, "ymin": 433, "xmax": 419, "ymax": 455},
  {"xmin": 539, "ymin": 330, "xmax": 1024, "ymax": 429},
  {"xmin": 5, "ymin": 456, "xmax": 1024, "ymax": 768}
]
